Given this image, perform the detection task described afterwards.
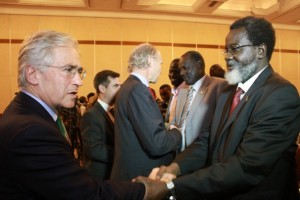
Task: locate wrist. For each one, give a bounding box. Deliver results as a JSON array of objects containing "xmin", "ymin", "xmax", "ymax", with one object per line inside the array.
[
  {"xmin": 169, "ymin": 163, "xmax": 181, "ymax": 176},
  {"xmin": 165, "ymin": 180, "xmax": 176, "ymax": 200}
]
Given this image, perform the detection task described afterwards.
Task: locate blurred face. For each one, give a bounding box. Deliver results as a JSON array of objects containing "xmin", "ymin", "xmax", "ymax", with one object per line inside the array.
[
  {"xmin": 179, "ymin": 54, "xmax": 203, "ymax": 85},
  {"xmin": 159, "ymin": 87, "xmax": 171, "ymax": 102},
  {"xmin": 101, "ymin": 76, "xmax": 121, "ymax": 105},
  {"xmin": 224, "ymin": 28, "xmax": 259, "ymax": 85},
  {"xmin": 34, "ymin": 47, "xmax": 82, "ymax": 112},
  {"xmin": 168, "ymin": 61, "xmax": 183, "ymax": 88},
  {"xmin": 148, "ymin": 52, "xmax": 162, "ymax": 83}
]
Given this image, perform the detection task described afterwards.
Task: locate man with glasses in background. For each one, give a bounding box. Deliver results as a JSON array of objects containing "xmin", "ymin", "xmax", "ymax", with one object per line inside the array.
[
  {"xmin": 135, "ymin": 16, "xmax": 300, "ymax": 200},
  {"xmin": 0, "ymin": 30, "xmax": 145, "ymax": 199}
]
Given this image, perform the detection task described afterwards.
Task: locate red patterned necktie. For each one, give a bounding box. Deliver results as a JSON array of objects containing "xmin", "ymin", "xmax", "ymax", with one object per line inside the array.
[
  {"xmin": 229, "ymin": 87, "xmax": 244, "ymax": 115},
  {"xmin": 148, "ymin": 87, "xmax": 156, "ymax": 99}
]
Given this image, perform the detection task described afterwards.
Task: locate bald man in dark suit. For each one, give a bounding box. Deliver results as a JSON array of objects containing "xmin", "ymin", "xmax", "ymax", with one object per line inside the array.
[{"xmin": 111, "ymin": 43, "xmax": 182, "ymax": 181}]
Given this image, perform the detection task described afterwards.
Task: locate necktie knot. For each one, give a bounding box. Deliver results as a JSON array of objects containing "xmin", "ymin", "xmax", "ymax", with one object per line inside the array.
[
  {"xmin": 229, "ymin": 87, "xmax": 244, "ymax": 115},
  {"xmin": 108, "ymin": 107, "xmax": 115, "ymax": 122},
  {"xmin": 56, "ymin": 116, "xmax": 71, "ymax": 143},
  {"xmin": 109, "ymin": 106, "xmax": 114, "ymax": 115}
]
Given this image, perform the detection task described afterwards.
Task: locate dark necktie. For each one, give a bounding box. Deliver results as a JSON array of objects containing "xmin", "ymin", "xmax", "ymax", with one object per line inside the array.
[
  {"xmin": 108, "ymin": 107, "xmax": 114, "ymax": 123},
  {"xmin": 148, "ymin": 87, "xmax": 156, "ymax": 100},
  {"xmin": 56, "ymin": 116, "xmax": 71, "ymax": 144},
  {"xmin": 229, "ymin": 87, "xmax": 244, "ymax": 115}
]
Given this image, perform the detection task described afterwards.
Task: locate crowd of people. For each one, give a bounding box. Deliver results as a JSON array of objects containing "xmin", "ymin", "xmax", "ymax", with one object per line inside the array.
[{"xmin": 0, "ymin": 15, "xmax": 299, "ymax": 200}]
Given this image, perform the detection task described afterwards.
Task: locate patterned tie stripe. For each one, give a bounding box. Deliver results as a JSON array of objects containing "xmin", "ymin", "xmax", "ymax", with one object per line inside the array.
[
  {"xmin": 179, "ymin": 86, "xmax": 194, "ymax": 130},
  {"xmin": 229, "ymin": 87, "xmax": 244, "ymax": 115},
  {"xmin": 56, "ymin": 116, "xmax": 71, "ymax": 143}
]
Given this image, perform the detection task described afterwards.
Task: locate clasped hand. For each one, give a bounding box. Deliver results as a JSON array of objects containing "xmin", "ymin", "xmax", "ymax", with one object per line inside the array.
[{"xmin": 132, "ymin": 165, "xmax": 178, "ymax": 200}]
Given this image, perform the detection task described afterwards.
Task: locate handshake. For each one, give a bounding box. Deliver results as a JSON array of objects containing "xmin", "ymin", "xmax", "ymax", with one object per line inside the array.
[{"xmin": 133, "ymin": 163, "xmax": 180, "ymax": 200}]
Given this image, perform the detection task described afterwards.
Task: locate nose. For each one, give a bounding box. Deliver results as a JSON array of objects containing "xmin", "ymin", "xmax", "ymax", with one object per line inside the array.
[
  {"xmin": 223, "ymin": 51, "xmax": 233, "ymax": 60},
  {"xmin": 73, "ymin": 72, "xmax": 83, "ymax": 86},
  {"xmin": 224, "ymin": 55, "xmax": 234, "ymax": 64}
]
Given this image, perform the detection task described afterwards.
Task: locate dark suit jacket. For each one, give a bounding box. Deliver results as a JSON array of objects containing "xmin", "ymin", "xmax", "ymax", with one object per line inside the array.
[
  {"xmin": 80, "ymin": 101, "xmax": 114, "ymax": 180},
  {"xmin": 173, "ymin": 66, "xmax": 300, "ymax": 200},
  {"xmin": 0, "ymin": 92, "xmax": 145, "ymax": 200},
  {"xmin": 111, "ymin": 75, "xmax": 182, "ymax": 181}
]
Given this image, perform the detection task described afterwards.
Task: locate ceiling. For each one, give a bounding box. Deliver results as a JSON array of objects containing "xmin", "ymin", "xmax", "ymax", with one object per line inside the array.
[{"xmin": 0, "ymin": 0, "xmax": 300, "ymax": 28}]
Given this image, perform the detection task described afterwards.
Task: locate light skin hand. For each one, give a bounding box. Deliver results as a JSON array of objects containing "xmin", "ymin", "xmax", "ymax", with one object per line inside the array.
[
  {"xmin": 133, "ymin": 176, "xmax": 169, "ymax": 200},
  {"xmin": 148, "ymin": 163, "xmax": 181, "ymax": 181},
  {"xmin": 169, "ymin": 124, "xmax": 179, "ymax": 130}
]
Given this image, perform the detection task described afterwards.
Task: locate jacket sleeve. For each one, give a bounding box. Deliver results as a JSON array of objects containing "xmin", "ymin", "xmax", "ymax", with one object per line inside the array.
[
  {"xmin": 127, "ymin": 84, "xmax": 182, "ymax": 156},
  {"xmin": 7, "ymin": 123, "xmax": 144, "ymax": 200}
]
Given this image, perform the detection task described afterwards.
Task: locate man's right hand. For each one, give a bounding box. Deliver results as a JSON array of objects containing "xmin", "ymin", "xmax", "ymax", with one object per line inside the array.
[{"xmin": 148, "ymin": 163, "xmax": 180, "ymax": 181}]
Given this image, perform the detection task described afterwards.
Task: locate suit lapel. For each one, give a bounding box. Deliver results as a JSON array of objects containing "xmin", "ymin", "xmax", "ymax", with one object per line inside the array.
[
  {"xmin": 15, "ymin": 92, "xmax": 55, "ymax": 123},
  {"xmin": 209, "ymin": 86, "xmax": 235, "ymax": 149},
  {"xmin": 215, "ymin": 66, "xmax": 274, "ymax": 143},
  {"xmin": 188, "ymin": 76, "xmax": 210, "ymax": 120},
  {"xmin": 176, "ymin": 87, "xmax": 189, "ymax": 123},
  {"xmin": 94, "ymin": 101, "xmax": 114, "ymax": 127}
]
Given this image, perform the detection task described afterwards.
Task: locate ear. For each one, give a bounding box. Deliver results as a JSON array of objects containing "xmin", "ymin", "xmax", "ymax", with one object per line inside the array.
[
  {"xmin": 147, "ymin": 56, "xmax": 153, "ymax": 68},
  {"xmin": 257, "ymin": 43, "xmax": 267, "ymax": 59},
  {"xmin": 25, "ymin": 65, "xmax": 39, "ymax": 85},
  {"xmin": 98, "ymin": 84, "xmax": 106, "ymax": 94}
]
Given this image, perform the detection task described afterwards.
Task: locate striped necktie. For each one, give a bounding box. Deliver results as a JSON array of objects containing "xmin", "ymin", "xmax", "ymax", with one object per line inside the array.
[
  {"xmin": 179, "ymin": 86, "xmax": 194, "ymax": 129},
  {"xmin": 178, "ymin": 86, "xmax": 194, "ymax": 150},
  {"xmin": 56, "ymin": 116, "xmax": 71, "ymax": 144}
]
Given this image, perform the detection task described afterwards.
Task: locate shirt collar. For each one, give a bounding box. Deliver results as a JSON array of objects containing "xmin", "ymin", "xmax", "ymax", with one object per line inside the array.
[
  {"xmin": 238, "ymin": 66, "xmax": 267, "ymax": 93},
  {"xmin": 172, "ymin": 81, "xmax": 186, "ymax": 96},
  {"xmin": 97, "ymin": 99, "xmax": 110, "ymax": 112},
  {"xmin": 21, "ymin": 90, "xmax": 57, "ymax": 121},
  {"xmin": 131, "ymin": 72, "xmax": 149, "ymax": 87},
  {"xmin": 190, "ymin": 74, "xmax": 206, "ymax": 92}
]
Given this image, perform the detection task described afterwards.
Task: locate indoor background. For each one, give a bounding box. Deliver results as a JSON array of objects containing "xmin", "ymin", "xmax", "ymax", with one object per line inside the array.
[{"xmin": 0, "ymin": 13, "xmax": 299, "ymax": 113}]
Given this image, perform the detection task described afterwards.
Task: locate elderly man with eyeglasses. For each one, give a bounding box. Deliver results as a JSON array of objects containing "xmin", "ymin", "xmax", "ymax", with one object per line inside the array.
[
  {"xmin": 0, "ymin": 30, "xmax": 145, "ymax": 200},
  {"xmin": 134, "ymin": 16, "xmax": 300, "ymax": 200}
]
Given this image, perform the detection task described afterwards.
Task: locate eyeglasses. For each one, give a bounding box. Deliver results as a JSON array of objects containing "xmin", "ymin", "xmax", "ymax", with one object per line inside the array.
[
  {"xmin": 222, "ymin": 44, "xmax": 254, "ymax": 56},
  {"xmin": 44, "ymin": 64, "xmax": 86, "ymax": 80}
]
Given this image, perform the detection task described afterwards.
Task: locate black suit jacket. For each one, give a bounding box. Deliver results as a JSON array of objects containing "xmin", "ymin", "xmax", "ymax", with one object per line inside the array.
[
  {"xmin": 111, "ymin": 75, "xmax": 182, "ymax": 181},
  {"xmin": 80, "ymin": 101, "xmax": 114, "ymax": 180},
  {"xmin": 173, "ymin": 66, "xmax": 300, "ymax": 200},
  {"xmin": 0, "ymin": 92, "xmax": 145, "ymax": 200}
]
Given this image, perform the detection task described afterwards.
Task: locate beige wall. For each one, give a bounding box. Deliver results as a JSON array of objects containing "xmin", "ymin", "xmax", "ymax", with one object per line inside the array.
[{"xmin": 0, "ymin": 14, "xmax": 300, "ymax": 113}]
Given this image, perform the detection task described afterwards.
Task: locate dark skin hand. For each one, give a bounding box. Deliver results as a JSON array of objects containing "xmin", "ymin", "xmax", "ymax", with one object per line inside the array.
[{"xmin": 133, "ymin": 176, "xmax": 169, "ymax": 200}]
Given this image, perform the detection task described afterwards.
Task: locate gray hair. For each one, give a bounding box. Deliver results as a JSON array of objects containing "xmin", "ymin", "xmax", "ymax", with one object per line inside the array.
[
  {"xmin": 18, "ymin": 30, "xmax": 79, "ymax": 88},
  {"xmin": 127, "ymin": 43, "xmax": 159, "ymax": 72}
]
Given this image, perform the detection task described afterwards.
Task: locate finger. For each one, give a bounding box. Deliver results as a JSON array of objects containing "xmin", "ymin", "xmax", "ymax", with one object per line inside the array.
[
  {"xmin": 149, "ymin": 167, "xmax": 160, "ymax": 179},
  {"xmin": 132, "ymin": 176, "xmax": 145, "ymax": 183},
  {"xmin": 160, "ymin": 173, "xmax": 176, "ymax": 183},
  {"xmin": 156, "ymin": 166, "xmax": 167, "ymax": 179}
]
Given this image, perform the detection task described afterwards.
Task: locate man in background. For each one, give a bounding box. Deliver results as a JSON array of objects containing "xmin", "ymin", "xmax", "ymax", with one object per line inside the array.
[
  {"xmin": 158, "ymin": 84, "xmax": 172, "ymax": 120},
  {"xmin": 0, "ymin": 30, "xmax": 145, "ymax": 199},
  {"xmin": 80, "ymin": 70, "xmax": 121, "ymax": 180},
  {"xmin": 165, "ymin": 58, "xmax": 186, "ymax": 123},
  {"xmin": 111, "ymin": 43, "xmax": 182, "ymax": 181},
  {"xmin": 210, "ymin": 63, "xmax": 225, "ymax": 78},
  {"xmin": 171, "ymin": 51, "xmax": 227, "ymax": 151}
]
